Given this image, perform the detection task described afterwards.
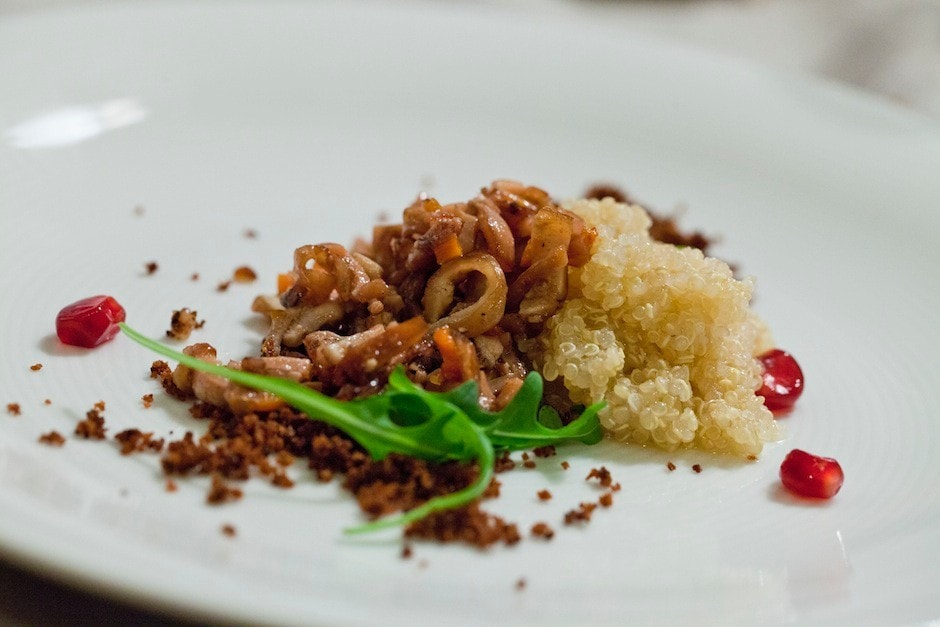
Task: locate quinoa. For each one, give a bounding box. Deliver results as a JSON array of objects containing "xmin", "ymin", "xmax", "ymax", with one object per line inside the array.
[{"xmin": 524, "ymin": 197, "xmax": 777, "ymax": 457}]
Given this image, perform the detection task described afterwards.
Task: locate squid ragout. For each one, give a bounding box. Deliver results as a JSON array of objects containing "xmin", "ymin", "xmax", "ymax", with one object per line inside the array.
[{"xmin": 235, "ymin": 180, "xmax": 596, "ymax": 414}]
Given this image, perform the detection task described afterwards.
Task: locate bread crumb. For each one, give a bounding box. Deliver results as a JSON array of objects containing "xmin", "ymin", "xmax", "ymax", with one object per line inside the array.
[
  {"xmin": 165, "ymin": 479, "xmax": 178, "ymax": 493},
  {"xmin": 692, "ymin": 464, "xmax": 703, "ymax": 474},
  {"xmin": 515, "ymin": 578, "xmax": 527, "ymax": 591},
  {"xmin": 144, "ymin": 261, "xmax": 158, "ymax": 275},
  {"xmin": 233, "ymin": 266, "xmax": 257, "ymax": 283},
  {"xmin": 206, "ymin": 474, "xmax": 243, "ymax": 504},
  {"xmin": 74, "ymin": 405, "xmax": 106, "ymax": 439},
  {"xmin": 38, "ymin": 431, "xmax": 65, "ymax": 446},
  {"xmin": 532, "ymin": 445, "xmax": 556, "ymax": 458},
  {"xmin": 141, "ymin": 393, "xmax": 154, "ymax": 408},
  {"xmin": 30, "ymin": 363, "xmax": 43, "ymax": 372},
  {"xmin": 216, "ymin": 280, "xmax": 231, "ymax": 293},
  {"xmin": 114, "ymin": 429, "xmax": 165, "ymax": 455},
  {"xmin": 586, "ymin": 466, "xmax": 613, "ymax": 487},
  {"xmin": 221, "ymin": 524, "xmax": 237, "ymax": 537},
  {"xmin": 536, "ymin": 489, "xmax": 552, "ymax": 501},
  {"xmin": 563, "ymin": 502, "xmax": 597, "ymax": 525},
  {"xmin": 530, "ymin": 522, "xmax": 554, "ymax": 539},
  {"xmin": 667, "ymin": 461, "xmax": 676, "ymax": 471},
  {"xmin": 561, "ymin": 461, "xmax": 570, "ymax": 470},
  {"xmin": 166, "ymin": 308, "xmax": 205, "ymax": 341},
  {"xmin": 598, "ymin": 492, "xmax": 613, "ymax": 508},
  {"xmin": 6, "ymin": 403, "xmax": 21, "ymax": 416}
]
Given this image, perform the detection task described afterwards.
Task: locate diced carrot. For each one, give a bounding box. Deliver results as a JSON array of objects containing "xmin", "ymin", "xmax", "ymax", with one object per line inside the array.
[
  {"xmin": 277, "ymin": 273, "xmax": 295, "ymax": 294},
  {"xmin": 433, "ymin": 234, "xmax": 463, "ymax": 265},
  {"xmin": 432, "ymin": 327, "xmax": 464, "ymax": 382}
]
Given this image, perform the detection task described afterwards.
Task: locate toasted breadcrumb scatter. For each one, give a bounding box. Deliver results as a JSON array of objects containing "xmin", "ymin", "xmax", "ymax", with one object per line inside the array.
[
  {"xmin": 165, "ymin": 479, "xmax": 178, "ymax": 492},
  {"xmin": 598, "ymin": 492, "xmax": 614, "ymax": 508},
  {"xmin": 191, "ymin": 273, "xmax": 200, "ymax": 281},
  {"xmin": 244, "ymin": 229, "xmax": 258, "ymax": 239},
  {"xmin": 561, "ymin": 461, "xmax": 570, "ymax": 470},
  {"xmin": 30, "ymin": 363, "xmax": 42, "ymax": 372},
  {"xmin": 667, "ymin": 461, "xmax": 676, "ymax": 471},
  {"xmin": 521, "ymin": 452, "xmax": 536, "ymax": 469},
  {"xmin": 401, "ymin": 545, "xmax": 414, "ymax": 559},
  {"xmin": 166, "ymin": 308, "xmax": 205, "ymax": 341},
  {"xmin": 530, "ymin": 522, "xmax": 555, "ymax": 539},
  {"xmin": 515, "ymin": 578, "xmax": 527, "ymax": 591},
  {"xmin": 75, "ymin": 406, "xmax": 106, "ymax": 439},
  {"xmin": 537, "ymin": 489, "xmax": 552, "ymax": 501},
  {"xmin": 563, "ymin": 502, "xmax": 598, "ymax": 525},
  {"xmin": 145, "ymin": 261, "xmax": 158, "ymax": 275},
  {"xmin": 6, "ymin": 403, "xmax": 21, "ymax": 416},
  {"xmin": 207, "ymin": 474, "xmax": 243, "ymax": 504},
  {"xmin": 221, "ymin": 524, "xmax": 237, "ymax": 537},
  {"xmin": 38, "ymin": 431, "xmax": 65, "ymax": 446},
  {"xmin": 141, "ymin": 393, "xmax": 154, "ymax": 408},
  {"xmin": 233, "ymin": 266, "xmax": 258, "ymax": 283},
  {"xmin": 217, "ymin": 280, "xmax": 231, "ymax": 292},
  {"xmin": 586, "ymin": 466, "xmax": 613, "ymax": 488},
  {"xmin": 532, "ymin": 445, "xmax": 556, "ymax": 458},
  {"xmin": 692, "ymin": 464, "xmax": 703, "ymax": 474},
  {"xmin": 43, "ymin": 399, "xmax": 52, "ymax": 406},
  {"xmin": 114, "ymin": 429, "xmax": 165, "ymax": 455},
  {"xmin": 524, "ymin": 197, "xmax": 777, "ymax": 457},
  {"xmin": 405, "ymin": 503, "xmax": 521, "ymax": 548},
  {"xmin": 494, "ymin": 451, "xmax": 516, "ymax": 473}
]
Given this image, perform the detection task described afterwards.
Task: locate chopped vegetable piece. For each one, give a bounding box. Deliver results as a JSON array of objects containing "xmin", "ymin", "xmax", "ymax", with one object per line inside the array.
[{"xmin": 56, "ymin": 296, "xmax": 126, "ymax": 348}]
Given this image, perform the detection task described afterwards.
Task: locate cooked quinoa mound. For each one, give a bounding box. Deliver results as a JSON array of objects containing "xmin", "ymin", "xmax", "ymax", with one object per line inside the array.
[{"xmin": 524, "ymin": 198, "xmax": 777, "ymax": 457}]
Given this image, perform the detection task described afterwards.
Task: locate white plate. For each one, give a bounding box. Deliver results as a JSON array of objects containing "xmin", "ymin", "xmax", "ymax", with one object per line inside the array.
[{"xmin": 2, "ymin": 2, "xmax": 939, "ymax": 625}]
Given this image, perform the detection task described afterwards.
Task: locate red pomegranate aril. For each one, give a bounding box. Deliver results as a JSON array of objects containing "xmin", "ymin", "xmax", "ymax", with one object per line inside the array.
[
  {"xmin": 56, "ymin": 295, "xmax": 126, "ymax": 348},
  {"xmin": 779, "ymin": 449, "xmax": 843, "ymax": 499},
  {"xmin": 757, "ymin": 348, "xmax": 804, "ymax": 414}
]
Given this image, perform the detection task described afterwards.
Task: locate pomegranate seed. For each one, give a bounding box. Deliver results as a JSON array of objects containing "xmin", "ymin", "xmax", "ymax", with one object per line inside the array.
[
  {"xmin": 757, "ymin": 348, "xmax": 804, "ymax": 414},
  {"xmin": 56, "ymin": 295, "xmax": 126, "ymax": 348},
  {"xmin": 779, "ymin": 449, "xmax": 843, "ymax": 499}
]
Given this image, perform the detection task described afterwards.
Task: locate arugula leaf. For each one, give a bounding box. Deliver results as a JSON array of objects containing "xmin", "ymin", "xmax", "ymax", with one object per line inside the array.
[
  {"xmin": 119, "ymin": 323, "xmax": 601, "ymax": 534},
  {"xmin": 437, "ymin": 372, "xmax": 605, "ymax": 449}
]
